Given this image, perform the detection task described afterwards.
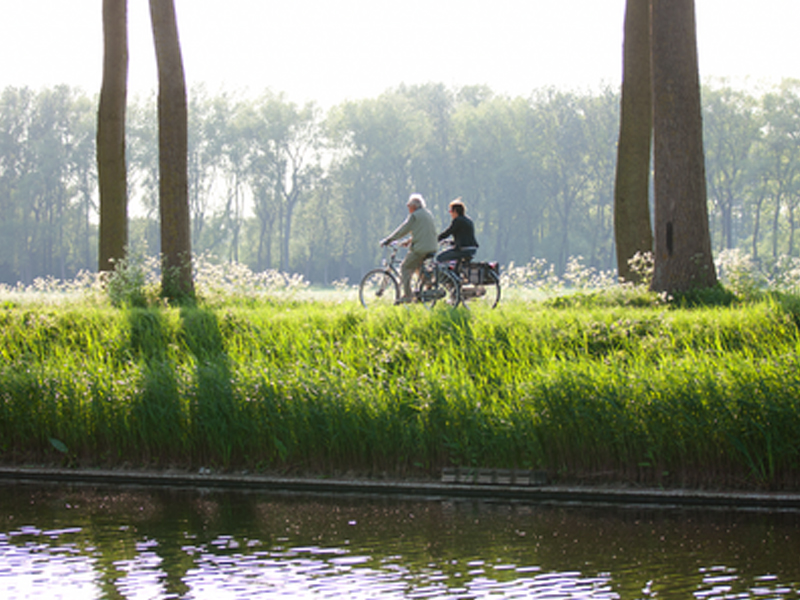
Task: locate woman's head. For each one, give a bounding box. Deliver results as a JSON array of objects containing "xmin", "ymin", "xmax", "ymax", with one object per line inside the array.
[{"xmin": 448, "ymin": 198, "xmax": 466, "ymax": 217}]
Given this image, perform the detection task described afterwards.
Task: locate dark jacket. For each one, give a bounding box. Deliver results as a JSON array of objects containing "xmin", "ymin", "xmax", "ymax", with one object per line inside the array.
[{"xmin": 438, "ymin": 215, "xmax": 478, "ymax": 250}]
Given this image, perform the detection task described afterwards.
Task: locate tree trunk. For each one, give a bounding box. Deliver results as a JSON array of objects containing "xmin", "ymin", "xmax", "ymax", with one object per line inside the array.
[
  {"xmin": 614, "ymin": 0, "xmax": 653, "ymax": 283},
  {"xmin": 149, "ymin": 0, "xmax": 194, "ymax": 301},
  {"xmin": 650, "ymin": 0, "xmax": 717, "ymax": 293},
  {"xmin": 771, "ymin": 192, "xmax": 782, "ymax": 259},
  {"xmin": 751, "ymin": 189, "xmax": 766, "ymax": 260},
  {"xmin": 723, "ymin": 190, "xmax": 734, "ymax": 250},
  {"xmin": 280, "ymin": 181, "xmax": 300, "ymax": 273},
  {"xmin": 97, "ymin": 0, "xmax": 128, "ymax": 273}
]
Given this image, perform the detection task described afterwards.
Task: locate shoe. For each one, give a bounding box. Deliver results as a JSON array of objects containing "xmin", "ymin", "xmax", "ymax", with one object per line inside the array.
[{"xmin": 394, "ymin": 296, "xmax": 412, "ymax": 305}]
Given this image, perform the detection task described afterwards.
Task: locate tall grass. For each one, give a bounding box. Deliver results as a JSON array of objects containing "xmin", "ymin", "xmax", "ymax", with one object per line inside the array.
[{"xmin": 2, "ymin": 292, "xmax": 800, "ymax": 490}]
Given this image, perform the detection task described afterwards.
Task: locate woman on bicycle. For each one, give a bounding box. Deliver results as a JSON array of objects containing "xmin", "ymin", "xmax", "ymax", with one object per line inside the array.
[{"xmin": 436, "ymin": 198, "xmax": 478, "ymax": 264}]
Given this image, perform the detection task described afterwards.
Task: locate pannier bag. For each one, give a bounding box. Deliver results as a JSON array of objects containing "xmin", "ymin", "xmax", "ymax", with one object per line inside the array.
[{"xmin": 467, "ymin": 261, "xmax": 500, "ymax": 285}]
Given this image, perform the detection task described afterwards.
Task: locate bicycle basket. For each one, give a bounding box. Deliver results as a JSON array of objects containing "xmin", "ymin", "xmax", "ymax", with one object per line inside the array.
[{"xmin": 468, "ymin": 262, "xmax": 499, "ymax": 284}]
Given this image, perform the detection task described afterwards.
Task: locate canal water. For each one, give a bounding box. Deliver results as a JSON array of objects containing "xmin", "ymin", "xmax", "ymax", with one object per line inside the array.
[{"xmin": 1, "ymin": 482, "xmax": 799, "ymax": 599}]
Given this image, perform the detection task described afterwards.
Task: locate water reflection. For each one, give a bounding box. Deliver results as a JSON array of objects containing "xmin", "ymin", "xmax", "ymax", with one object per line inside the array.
[{"xmin": 1, "ymin": 482, "xmax": 799, "ymax": 599}]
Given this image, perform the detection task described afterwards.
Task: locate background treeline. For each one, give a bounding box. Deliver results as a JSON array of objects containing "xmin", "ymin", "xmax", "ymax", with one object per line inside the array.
[{"xmin": 2, "ymin": 80, "xmax": 799, "ymax": 286}]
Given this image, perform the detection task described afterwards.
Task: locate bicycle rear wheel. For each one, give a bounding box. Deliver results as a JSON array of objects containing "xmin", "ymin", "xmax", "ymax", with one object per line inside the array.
[
  {"xmin": 416, "ymin": 267, "xmax": 460, "ymax": 309},
  {"xmin": 460, "ymin": 270, "xmax": 500, "ymax": 309},
  {"xmin": 359, "ymin": 269, "xmax": 399, "ymax": 308}
]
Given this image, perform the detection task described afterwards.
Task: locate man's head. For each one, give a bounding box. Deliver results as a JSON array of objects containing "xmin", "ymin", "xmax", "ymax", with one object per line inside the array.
[
  {"xmin": 407, "ymin": 193, "xmax": 426, "ymax": 212},
  {"xmin": 448, "ymin": 198, "xmax": 466, "ymax": 217}
]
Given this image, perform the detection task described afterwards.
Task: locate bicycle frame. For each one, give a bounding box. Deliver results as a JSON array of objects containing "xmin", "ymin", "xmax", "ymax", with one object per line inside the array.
[
  {"xmin": 381, "ymin": 243, "xmax": 403, "ymax": 279},
  {"xmin": 359, "ymin": 242, "xmax": 460, "ymax": 308}
]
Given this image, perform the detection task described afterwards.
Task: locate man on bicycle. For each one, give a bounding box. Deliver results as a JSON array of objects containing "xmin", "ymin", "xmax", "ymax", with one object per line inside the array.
[
  {"xmin": 380, "ymin": 193, "xmax": 438, "ymax": 303},
  {"xmin": 436, "ymin": 198, "xmax": 478, "ymax": 264}
]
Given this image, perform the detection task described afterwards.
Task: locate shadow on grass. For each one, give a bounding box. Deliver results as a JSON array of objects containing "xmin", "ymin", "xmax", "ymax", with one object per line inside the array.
[
  {"xmin": 127, "ymin": 307, "xmax": 245, "ymax": 466},
  {"xmin": 128, "ymin": 309, "xmax": 183, "ymax": 462},
  {"xmin": 180, "ymin": 307, "xmax": 241, "ymax": 466}
]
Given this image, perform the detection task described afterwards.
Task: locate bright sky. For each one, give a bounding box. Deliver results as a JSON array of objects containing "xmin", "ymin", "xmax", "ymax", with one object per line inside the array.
[{"xmin": 1, "ymin": 0, "xmax": 798, "ymax": 108}]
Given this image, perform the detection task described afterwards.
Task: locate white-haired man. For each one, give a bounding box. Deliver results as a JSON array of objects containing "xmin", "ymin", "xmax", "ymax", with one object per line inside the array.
[{"xmin": 380, "ymin": 193, "xmax": 438, "ymax": 303}]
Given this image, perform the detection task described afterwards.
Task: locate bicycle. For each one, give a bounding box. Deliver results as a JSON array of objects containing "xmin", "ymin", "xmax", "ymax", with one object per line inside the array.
[
  {"xmin": 440, "ymin": 246, "xmax": 501, "ymax": 309},
  {"xmin": 359, "ymin": 242, "xmax": 460, "ymax": 309}
]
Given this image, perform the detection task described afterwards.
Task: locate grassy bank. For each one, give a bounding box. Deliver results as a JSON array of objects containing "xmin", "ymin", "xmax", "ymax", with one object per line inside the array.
[{"xmin": 2, "ymin": 295, "xmax": 800, "ymax": 491}]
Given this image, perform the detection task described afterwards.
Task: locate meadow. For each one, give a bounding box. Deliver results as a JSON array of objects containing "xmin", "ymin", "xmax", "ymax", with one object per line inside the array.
[{"xmin": 2, "ymin": 251, "xmax": 800, "ymax": 491}]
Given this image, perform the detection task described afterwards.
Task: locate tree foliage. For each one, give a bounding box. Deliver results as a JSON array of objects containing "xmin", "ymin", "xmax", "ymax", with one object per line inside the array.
[{"xmin": 3, "ymin": 81, "xmax": 800, "ymax": 287}]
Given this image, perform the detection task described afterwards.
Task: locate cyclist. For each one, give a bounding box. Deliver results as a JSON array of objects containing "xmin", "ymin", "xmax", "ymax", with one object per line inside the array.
[
  {"xmin": 436, "ymin": 197, "xmax": 478, "ymax": 264},
  {"xmin": 380, "ymin": 193, "xmax": 438, "ymax": 303}
]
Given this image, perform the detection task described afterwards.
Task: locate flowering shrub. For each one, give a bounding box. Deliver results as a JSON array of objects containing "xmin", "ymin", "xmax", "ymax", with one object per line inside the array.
[
  {"xmin": 105, "ymin": 252, "xmax": 161, "ymax": 307},
  {"xmin": 5, "ymin": 249, "xmax": 800, "ymax": 308},
  {"xmin": 0, "ymin": 271, "xmax": 104, "ymax": 306},
  {"xmin": 193, "ymin": 252, "xmax": 309, "ymax": 306}
]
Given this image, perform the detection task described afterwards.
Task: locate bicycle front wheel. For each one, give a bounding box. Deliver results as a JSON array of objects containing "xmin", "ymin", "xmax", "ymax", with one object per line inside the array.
[
  {"xmin": 461, "ymin": 270, "xmax": 500, "ymax": 309},
  {"xmin": 359, "ymin": 269, "xmax": 400, "ymax": 308}
]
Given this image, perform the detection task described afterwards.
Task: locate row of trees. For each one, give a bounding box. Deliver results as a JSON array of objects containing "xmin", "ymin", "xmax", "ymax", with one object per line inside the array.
[{"xmin": 2, "ymin": 78, "xmax": 799, "ymax": 287}]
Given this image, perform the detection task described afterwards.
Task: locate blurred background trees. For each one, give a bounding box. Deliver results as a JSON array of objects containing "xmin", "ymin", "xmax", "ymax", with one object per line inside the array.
[{"xmin": 2, "ymin": 79, "xmax": 800, "ymax": 287}]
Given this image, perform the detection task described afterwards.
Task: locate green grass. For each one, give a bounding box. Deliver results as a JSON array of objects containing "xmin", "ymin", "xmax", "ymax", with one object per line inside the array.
[{"xmin": 2, "ymin": 296, "xmax": 800, "ymax": 491}]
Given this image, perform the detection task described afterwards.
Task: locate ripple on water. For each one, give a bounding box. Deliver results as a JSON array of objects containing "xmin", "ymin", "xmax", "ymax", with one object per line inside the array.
[{"xmin": 2, "ymin": 486, "xmax": 800, "ymax": 599}]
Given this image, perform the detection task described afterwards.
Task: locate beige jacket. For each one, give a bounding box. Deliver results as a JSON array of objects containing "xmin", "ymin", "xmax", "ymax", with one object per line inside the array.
[{"xmin": 384, "ymin": 208, "xmax": 438, "ymax": 255}]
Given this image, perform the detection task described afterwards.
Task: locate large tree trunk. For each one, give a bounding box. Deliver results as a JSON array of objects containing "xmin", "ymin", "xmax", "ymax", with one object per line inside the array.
[
  {"xmin": 650, "ymin": 0, "xmax": 717, "ymax": 293},
  {"xmin": 614, "ymin": 0, "xmax": 653, "ymax": 284},
  {"xmin": 149, "ymin": 0, "xmax": 194, "ymax": 301},
  {"xmin": 97, "ymin": 0, "xmax": 128, "ymax": 273}
]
